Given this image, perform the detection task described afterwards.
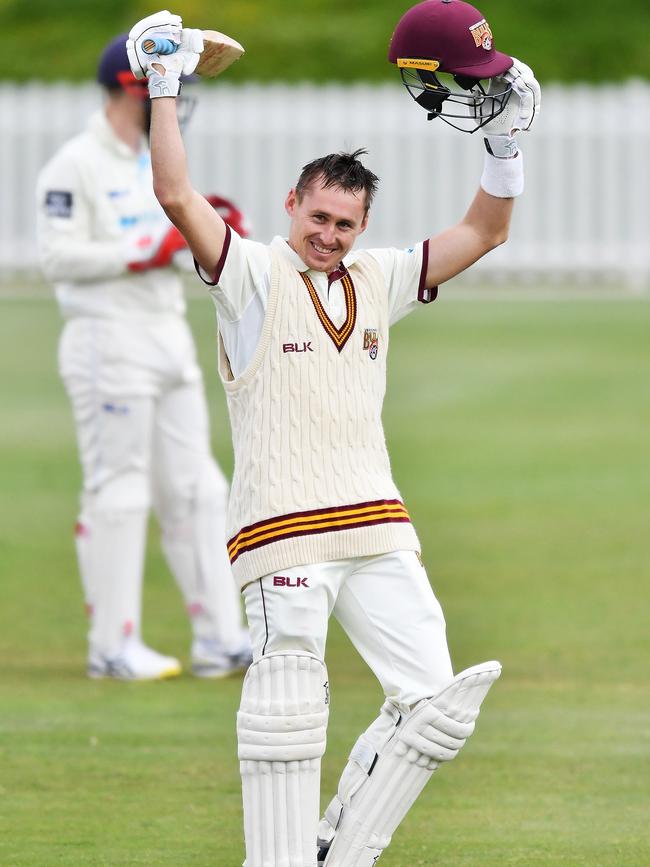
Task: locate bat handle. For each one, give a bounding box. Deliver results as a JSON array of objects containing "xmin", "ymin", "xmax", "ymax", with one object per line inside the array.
[{"xmin": 142, "ymin": 37, "xmax": 179, "ymax": 56}]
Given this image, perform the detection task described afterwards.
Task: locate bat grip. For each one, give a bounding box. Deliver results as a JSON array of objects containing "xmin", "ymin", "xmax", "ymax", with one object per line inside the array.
[{"xmin": 142, "ymin": 37, "xmax": 179, "ymax": 56}]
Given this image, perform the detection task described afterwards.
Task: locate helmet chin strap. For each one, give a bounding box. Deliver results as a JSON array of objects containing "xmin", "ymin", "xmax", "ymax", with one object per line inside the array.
[
  {"xmin": 453, "ymin": 73, "xmax": 481, "ymax": 90},
  {"xmin": 407, "ymin": 68, "xmax": 451, "ymax": 118}
]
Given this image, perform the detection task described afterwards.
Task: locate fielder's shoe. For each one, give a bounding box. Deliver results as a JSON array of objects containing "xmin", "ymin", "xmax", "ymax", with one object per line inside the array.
[
  {"xmin": 191, "ymin": 632, "xmax": 253, "ymax": 679},
  {"xmin": 87, "ymin": 637, "xmax": 182, "ymax": 681}
]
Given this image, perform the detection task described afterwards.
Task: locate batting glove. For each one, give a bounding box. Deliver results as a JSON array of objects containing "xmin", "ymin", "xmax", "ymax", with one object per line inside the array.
[
  {"xmin": 126, "ymin": 11, "xmax": 203, "ymax": 98},
  {"xmin": 482, "ymin": 57, "xmax": 541, "ymax": 157}
]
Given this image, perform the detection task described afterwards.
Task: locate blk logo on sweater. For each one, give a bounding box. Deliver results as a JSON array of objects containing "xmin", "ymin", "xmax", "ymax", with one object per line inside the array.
[{"xmin": 283, "ymin": 341, "xmax": 314, "ymax": 354}]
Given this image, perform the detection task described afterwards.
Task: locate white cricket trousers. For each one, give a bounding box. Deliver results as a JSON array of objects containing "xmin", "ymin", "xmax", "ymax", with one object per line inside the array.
[
  {"xmin": 243, "ymin": 549, "xmax": 453, "ymax": 710},
  {"xmin": 59, "ymin": 313, "xmax": 242, "ymax": 657}
]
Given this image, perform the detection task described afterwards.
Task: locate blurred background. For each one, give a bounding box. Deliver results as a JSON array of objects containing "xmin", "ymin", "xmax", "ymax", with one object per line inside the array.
[
  {"xmin": 1, "ymin": 0, "xmax": 649, "ymax": 284},
  {"xmin": 1, "ymin": 2, "xmax": 649, "ymax": 866}
]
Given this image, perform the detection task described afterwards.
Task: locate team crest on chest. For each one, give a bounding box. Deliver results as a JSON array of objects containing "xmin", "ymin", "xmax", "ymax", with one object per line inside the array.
[{"xmin": 363, "ymin": 328, "xmax": 380, "ymax": 360}]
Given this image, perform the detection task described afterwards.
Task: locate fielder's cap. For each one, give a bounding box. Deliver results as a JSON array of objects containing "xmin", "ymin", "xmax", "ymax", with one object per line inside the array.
[
  {"xmin": 97, "ymin": 33, "xmax": 148, "ymax": 94},
  {"xmin": 388, "ymin": 0, "xmax": 512, "ymax": 79}
]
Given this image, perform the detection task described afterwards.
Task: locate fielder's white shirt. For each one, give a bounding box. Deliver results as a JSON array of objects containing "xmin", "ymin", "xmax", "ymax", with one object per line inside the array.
[
  {"xmin": 36, "ymin": 110, "xmax": 184, "ymax": 320},
  {"xmin": 197, "ymin": 228, "xmax": 435, "ymax": 377}
]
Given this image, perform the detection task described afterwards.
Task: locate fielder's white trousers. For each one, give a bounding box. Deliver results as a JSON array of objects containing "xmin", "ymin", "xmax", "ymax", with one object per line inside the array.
[
  {"xmin": 243, "ymin": 549, "xmax": 453, "ymax": 710},
  {"xmin": 59, "ymin": 314, "xmax": 243, "ymax": 657}
]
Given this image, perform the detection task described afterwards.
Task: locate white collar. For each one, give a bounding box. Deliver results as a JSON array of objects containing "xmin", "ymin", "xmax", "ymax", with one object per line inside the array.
[{"xmin": 88, "ymin": 110, "xmax": 147, "ymax": 160}]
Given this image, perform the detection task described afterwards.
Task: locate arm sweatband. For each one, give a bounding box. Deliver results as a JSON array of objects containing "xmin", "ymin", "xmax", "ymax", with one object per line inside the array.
[{"xmin": 480, "ymin": 149, "xmax": 524, "ymax": 199}]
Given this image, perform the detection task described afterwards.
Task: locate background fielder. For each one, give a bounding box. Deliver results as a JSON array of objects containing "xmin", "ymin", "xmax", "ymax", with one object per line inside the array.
[
  {"xmin": 36, "ymin": 33, "xmax": 252, "ymax": 681},
  {"xmin": 126, "ymin": 2, "xmax": 540, "ymax": 863}
]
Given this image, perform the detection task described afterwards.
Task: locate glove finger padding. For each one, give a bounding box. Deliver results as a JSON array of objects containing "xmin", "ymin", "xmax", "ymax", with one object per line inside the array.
[
  {"xmin": 127, "ymin": 10, "xmax": 183, "ymax": 80},
  {"xmin": 503, "ymin": 57, "xmax": 541, "ymax": 132},
  {"xmin": 484, "ymin": 56, "xmax": 540, "ymax": 136},
  {"xmin": 179, "ymin": 28, "xmax": 204, "ymax": 75}
]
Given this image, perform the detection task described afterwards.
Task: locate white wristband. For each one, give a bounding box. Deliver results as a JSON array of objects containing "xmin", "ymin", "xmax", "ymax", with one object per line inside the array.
[{"xmin": 480, "ymin": 148, "xmax": 524, "ymax": 198}]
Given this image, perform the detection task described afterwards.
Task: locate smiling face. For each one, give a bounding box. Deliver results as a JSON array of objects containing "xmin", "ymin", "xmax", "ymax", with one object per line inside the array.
[{"xmin": 285, "ymin": 178, "xmax": 369, "ymax": 273}]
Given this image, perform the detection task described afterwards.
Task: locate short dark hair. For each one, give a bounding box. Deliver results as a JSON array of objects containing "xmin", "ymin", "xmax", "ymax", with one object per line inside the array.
[{"xmin": 295, "ymin": 148, "xmax": 380, "ymax": 212}]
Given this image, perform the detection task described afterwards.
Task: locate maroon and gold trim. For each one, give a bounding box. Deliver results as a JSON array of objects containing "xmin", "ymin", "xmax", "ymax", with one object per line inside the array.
[
  {"xmin": 227, "ymin": 499, "xmax": 411, "ymax": 564},
  {"xmin": 299, "ymin": 270, "xmax": 357, "ymax": 352}
]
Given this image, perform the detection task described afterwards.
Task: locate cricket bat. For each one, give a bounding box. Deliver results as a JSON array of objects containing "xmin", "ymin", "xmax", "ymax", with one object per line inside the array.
[{"xmin": 142, "ymin": 30, "xmax": 244, "ymax": 78}]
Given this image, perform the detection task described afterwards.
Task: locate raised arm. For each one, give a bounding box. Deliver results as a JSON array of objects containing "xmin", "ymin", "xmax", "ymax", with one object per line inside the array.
[
  {"xmin": 127, "ymin": 12, "xmax": 227, "ymax": 276},
  {"xmin": 149, "ymin": 96, "xmax": 227, "ymax": 274},
  {"xmin": 424, "ymin": 59, "xmax": 541, "ymax": 290},
  {"xmin": 424, "ymin": 186, "xmax": 514, "ymax": 288}
]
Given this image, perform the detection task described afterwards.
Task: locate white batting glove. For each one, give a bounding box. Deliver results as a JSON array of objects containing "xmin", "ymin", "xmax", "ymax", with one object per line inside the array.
[
  {"xmin": 482, "ymin": 57, "xmax": 541, "ymax": 157},
  {"xmin": 126, "ymin": 11, "xmax": 203, "ymax": 98},
  {"xmin": 127, "ymin": 11, "xmax": 182, "ymax": 80}
]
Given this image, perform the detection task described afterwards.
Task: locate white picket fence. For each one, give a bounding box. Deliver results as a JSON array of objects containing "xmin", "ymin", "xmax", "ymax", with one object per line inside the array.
[{"xmin": 1, "ymin": 80, "xmax": 649, "ymax": 285}]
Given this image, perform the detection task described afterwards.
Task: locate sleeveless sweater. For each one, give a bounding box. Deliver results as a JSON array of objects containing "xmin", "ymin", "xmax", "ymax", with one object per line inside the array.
[{"xmin": 219, "ymin": 248, "xmax": 420, "ymax": 587}]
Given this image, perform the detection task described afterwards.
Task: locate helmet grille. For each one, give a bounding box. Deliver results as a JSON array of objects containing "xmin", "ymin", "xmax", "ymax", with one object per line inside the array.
[{"xmin": 400, "ymin": 66, "xmax": 513, "ymax": 133}]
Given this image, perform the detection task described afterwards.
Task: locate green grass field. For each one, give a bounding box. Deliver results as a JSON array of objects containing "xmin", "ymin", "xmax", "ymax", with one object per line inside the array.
[{"xmin": 1, "ymin": 285, "xmax": 649, "ymax": 866}]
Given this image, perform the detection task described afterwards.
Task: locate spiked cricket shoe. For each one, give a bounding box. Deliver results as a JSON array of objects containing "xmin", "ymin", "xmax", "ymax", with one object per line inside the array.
[
  {"xmin": 88, "ymin": 637, "xmax": 182, "ymax": 681},
  {"xmin": 191, "ymin": 632, "xmax": 253, "ymax": 679}
]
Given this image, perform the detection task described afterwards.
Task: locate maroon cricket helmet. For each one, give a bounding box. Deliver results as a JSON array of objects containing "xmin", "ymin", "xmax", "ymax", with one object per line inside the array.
[
  {"xmin": 388, "ymin": 0, "xmax": 514, "ymax": 132},
  {"xmin": 389, "ymin": 0, "xmax": 512, "ymax": 78}
]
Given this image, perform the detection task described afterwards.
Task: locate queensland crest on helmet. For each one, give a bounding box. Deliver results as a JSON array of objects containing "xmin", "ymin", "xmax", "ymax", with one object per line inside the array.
[{"xmin": 388, "ymin": 0, "xmax": 514, "ymax": 133}]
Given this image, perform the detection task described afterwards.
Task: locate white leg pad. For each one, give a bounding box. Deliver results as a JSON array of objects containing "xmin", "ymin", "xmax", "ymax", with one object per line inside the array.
[
  {"xmin": 238, "ymin": 652, "xmax": 330, "ymax": 867},
  {"xmin": 321, "ymin": 661, "xmax": 501, "ymax": 867}
]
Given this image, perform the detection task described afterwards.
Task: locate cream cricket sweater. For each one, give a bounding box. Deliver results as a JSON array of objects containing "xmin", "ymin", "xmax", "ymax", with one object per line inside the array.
[{"xmin": 220, "ymin": 248, "xmax": 420, "ymax": 587}]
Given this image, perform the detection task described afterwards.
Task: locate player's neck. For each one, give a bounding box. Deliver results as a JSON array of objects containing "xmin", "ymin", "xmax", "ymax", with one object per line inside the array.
[{"xmin": 105, "ymin": 103, "xmax": 144, "ymax": 153}]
